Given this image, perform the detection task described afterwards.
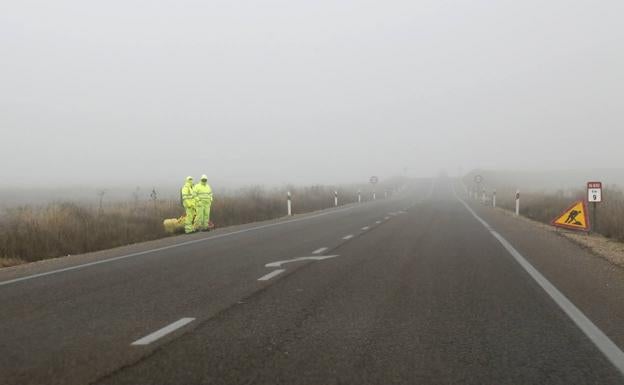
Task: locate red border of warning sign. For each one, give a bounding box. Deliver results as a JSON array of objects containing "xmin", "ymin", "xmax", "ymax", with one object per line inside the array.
[{"xmin": 551, "ymin": 200, "xmax": 591, "ymax": 231}]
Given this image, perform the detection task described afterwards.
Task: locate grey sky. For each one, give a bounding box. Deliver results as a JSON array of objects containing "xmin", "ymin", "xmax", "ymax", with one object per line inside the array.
[{"xmin": 1, "ymin": 0, "xmax": 623, "ymax": 188}]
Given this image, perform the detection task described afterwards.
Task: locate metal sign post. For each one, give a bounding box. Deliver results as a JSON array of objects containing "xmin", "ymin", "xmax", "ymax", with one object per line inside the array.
[
  {"xmin": 474, "ymin": 175, "xmax": 483, "ymax": 201},
  {"xmin": 587, "ymin": 181, "xmax": 602, "ymax": 233},
  {"xmin": 370, "ymin": 176, "xmax": 379, "ymax": 200},
  {"xmin": 474, "ymin": 175, "xmax": 485, "ymax": 203}
]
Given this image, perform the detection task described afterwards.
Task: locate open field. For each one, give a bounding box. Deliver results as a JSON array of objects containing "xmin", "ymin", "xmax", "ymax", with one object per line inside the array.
[{"xmin": 0, "ymin": 181, "xmax": 404, "ymax": 267}]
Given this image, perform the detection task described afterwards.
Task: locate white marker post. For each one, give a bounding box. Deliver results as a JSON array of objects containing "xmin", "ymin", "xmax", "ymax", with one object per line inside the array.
[
  {"xmin": 358, "ymin": 190, "xmax": 361, "ymax": 203},
  {"xmin": 373, "ymin": 191, "xmax": 376, "ymax": 200},
  {"xmin": 515, "ymin": 189, "xmax": 520, "ymax": 216},
  {"xmin": 334, "ymin": 191, "xmax": 338, "ymax": 207},
  {"xmin": 287, "ymin": 191, "xmax": 292, "ymax": 216},
  {"xmin": 493, "ymin": 189, "xmax": 497, "ymax": 208},
  {"xmin": 481, "ymin": 189, "xmax": 486, "ymax": 204}
]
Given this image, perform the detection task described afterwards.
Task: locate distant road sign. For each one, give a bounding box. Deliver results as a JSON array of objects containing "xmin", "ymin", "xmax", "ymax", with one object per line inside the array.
[
  {"xmin": 370, "ymin": 176, "xmax": 379, "ymax": 185},
  {"xmin": 551, "ymin": 200, "xmax": 590, "ymax": 231},
  {"xmin": 587, "ymin": 181, "xmax": 602, "ymax": 203},
  {"xmin": 474, "ymin": 175, "xmax": 483, "ymax": 184}
]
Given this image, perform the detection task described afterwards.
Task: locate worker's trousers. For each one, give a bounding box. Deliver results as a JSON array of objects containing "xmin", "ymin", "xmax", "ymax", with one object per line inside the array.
[
  {"xmin": 194, "ymin": 203, "xmax": 211, "ymax": 231},
  {"xmin": 184, "ymin": 206, "xmax": 196, "ymax": 234}
]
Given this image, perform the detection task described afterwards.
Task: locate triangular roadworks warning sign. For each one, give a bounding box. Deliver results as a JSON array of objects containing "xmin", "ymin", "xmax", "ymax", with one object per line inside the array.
[{"xmin": 551, "ymin": 200, "xmax": 590, "ymax": 231}]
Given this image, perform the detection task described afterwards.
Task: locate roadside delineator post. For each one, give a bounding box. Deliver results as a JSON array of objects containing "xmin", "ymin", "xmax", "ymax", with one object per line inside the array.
[
  {"xmin": 358, "ymin": 190, "xmax": 362, "ymax": 203},
  {"xmin": 481, "ymin": 189, "xmax": 486, "ymax": 204},
  {"xmin": 515, "ymin": 189, "xmax": 520, "ymax": 216},
  {"xmin": 493, "ymin": 189, "xmax": 497, "ymax": 208},
  {"xmin": 287, "ymin": 191, "xmax": 292, "ymax": 216},
  {"xmin": 334, "ymin": 191, "xmax": 338, "ymax": 207}
]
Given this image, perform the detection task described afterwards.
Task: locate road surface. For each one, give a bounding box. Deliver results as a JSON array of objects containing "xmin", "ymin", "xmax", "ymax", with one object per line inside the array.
[{"xmin": 2, "ymin": 177, "xmax": 624, "ymax": 384}]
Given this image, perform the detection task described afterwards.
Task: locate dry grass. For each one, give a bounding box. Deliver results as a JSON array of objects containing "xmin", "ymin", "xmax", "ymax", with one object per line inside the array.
[
  {"xmin": 0, "ymin": 257, "xmax": 26, "ymax": 268},
  {"xmin": 463, "ymin": 174, "xmax": 624, "ymax": 241},
  {"xmin": 0, "ymin": 182, "xmax": 398, "ymax": 265}
]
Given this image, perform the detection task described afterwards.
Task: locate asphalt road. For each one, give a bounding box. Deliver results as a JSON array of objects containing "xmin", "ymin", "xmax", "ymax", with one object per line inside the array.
[{"xmin": 2, "ymin": 177, "xmax": 624, "ymax": 384}]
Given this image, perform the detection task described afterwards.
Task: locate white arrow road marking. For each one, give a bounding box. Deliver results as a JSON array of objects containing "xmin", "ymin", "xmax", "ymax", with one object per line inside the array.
[
  {"xmin": 312, "ymin": 247, "xmax": 328, "ymax": 255},
  {"xmin": 257, "ymin": 269, "xmax": 286, "ymax": 281},
  {"xmin": 265, "ymin": 255, "xmax": 339, "ymax": 268},
  {"xmin": 131, "ymin": 318, "xmax": 195, "ymax": 346}
]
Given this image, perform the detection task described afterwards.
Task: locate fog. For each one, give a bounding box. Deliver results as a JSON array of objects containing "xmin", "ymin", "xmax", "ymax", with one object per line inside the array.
[{"xmin": 2, "ymin": 0, "xmax": 623, "ymax": 191}]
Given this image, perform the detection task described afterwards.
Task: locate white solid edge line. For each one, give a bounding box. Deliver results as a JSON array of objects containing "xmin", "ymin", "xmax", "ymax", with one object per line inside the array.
[
  {"xmin": 342, "ymin": 235, "xmax": 354, "ymax": 240},
  {"xmin": 312, "ymin": 247, "xmax": 328, "ymax": 255},
  {"xmin": 131, "ymin": 317, "xmax": 195, "ymax": 346},
  {"xmin": 457, "ymin": 196, "xmax": 624, "ymax": 376},
  {"xmin": 0, "ymin": 205, "xmax": 357, "ymax": 287},
  {"xmin": 257, "ymin": 269, "xmax": 286, "ymax": 281}
]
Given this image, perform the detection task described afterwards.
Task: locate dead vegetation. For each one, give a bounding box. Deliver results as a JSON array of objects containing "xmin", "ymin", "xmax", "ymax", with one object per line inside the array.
[
  {"xmin": 0, "ymin": 183, "xmax": 399, "ymax": 266},
  {"xmin": 463, "ymin": 173, "xmax": 624, "ymax": 242}
]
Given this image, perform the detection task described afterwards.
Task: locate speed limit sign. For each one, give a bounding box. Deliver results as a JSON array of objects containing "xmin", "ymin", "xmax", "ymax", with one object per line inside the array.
[{"xmin": 587, "ymin": 181, "xmax": 602, "ymax": 203}]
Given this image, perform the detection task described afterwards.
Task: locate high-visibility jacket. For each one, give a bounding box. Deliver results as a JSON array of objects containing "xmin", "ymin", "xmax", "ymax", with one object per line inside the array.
[
  {"xmin": 194, "ymin": 182, "xmax": 213, "ymax": 205},
  {"xmin": 181, "ymin": 182, "xmax": 196, "ymax": 208}
]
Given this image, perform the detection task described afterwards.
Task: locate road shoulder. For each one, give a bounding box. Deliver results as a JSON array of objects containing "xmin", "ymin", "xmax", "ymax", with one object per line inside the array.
[
  {"xmin": 467, "ymin": 200, "xmax": 624, "ymax": 350},
  {"xmin": 0, "ymin": 204, "xmax": 360, "ymax": 283}
]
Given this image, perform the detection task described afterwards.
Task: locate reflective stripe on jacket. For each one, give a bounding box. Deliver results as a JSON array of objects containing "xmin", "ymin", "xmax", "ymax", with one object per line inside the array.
[{"xmin": 194, "ymin": 183, "xmax": 213, "ymax": 204}]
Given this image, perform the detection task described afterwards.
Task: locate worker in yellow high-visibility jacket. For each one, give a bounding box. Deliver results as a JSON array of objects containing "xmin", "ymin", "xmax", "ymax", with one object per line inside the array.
[
  {"xmin": 181, "ymin": 176, "xmax": 196, "ymax": 234},
  {"xmin": 194, "ymin": 174, "xmax": 213, "ymax": 231}
]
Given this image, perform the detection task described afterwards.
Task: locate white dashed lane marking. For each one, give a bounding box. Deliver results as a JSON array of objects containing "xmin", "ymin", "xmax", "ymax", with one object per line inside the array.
[
  {"xmin": 312, "ymin": 247, "xmax": 328, "ymax": 255},
  {"xmin": 265, "ymin": 256, "xmax": 339, "ymax": 268},
  {"xmin": 342, "ymin": 235, "xmax": 354, "ymax": 240},
  {"xmin": 131, "ymin": 318, "xmax": 195, "ymax": 346},
  {"xmin": 257, "ymin": 269, "xmax": 286, "ymax": 281}
]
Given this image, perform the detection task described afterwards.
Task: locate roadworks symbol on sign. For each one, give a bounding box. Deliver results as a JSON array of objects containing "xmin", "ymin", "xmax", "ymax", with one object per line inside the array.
[{"xmin": 551, "ymin": 200, "xmax": 590, "ymax": 231}]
